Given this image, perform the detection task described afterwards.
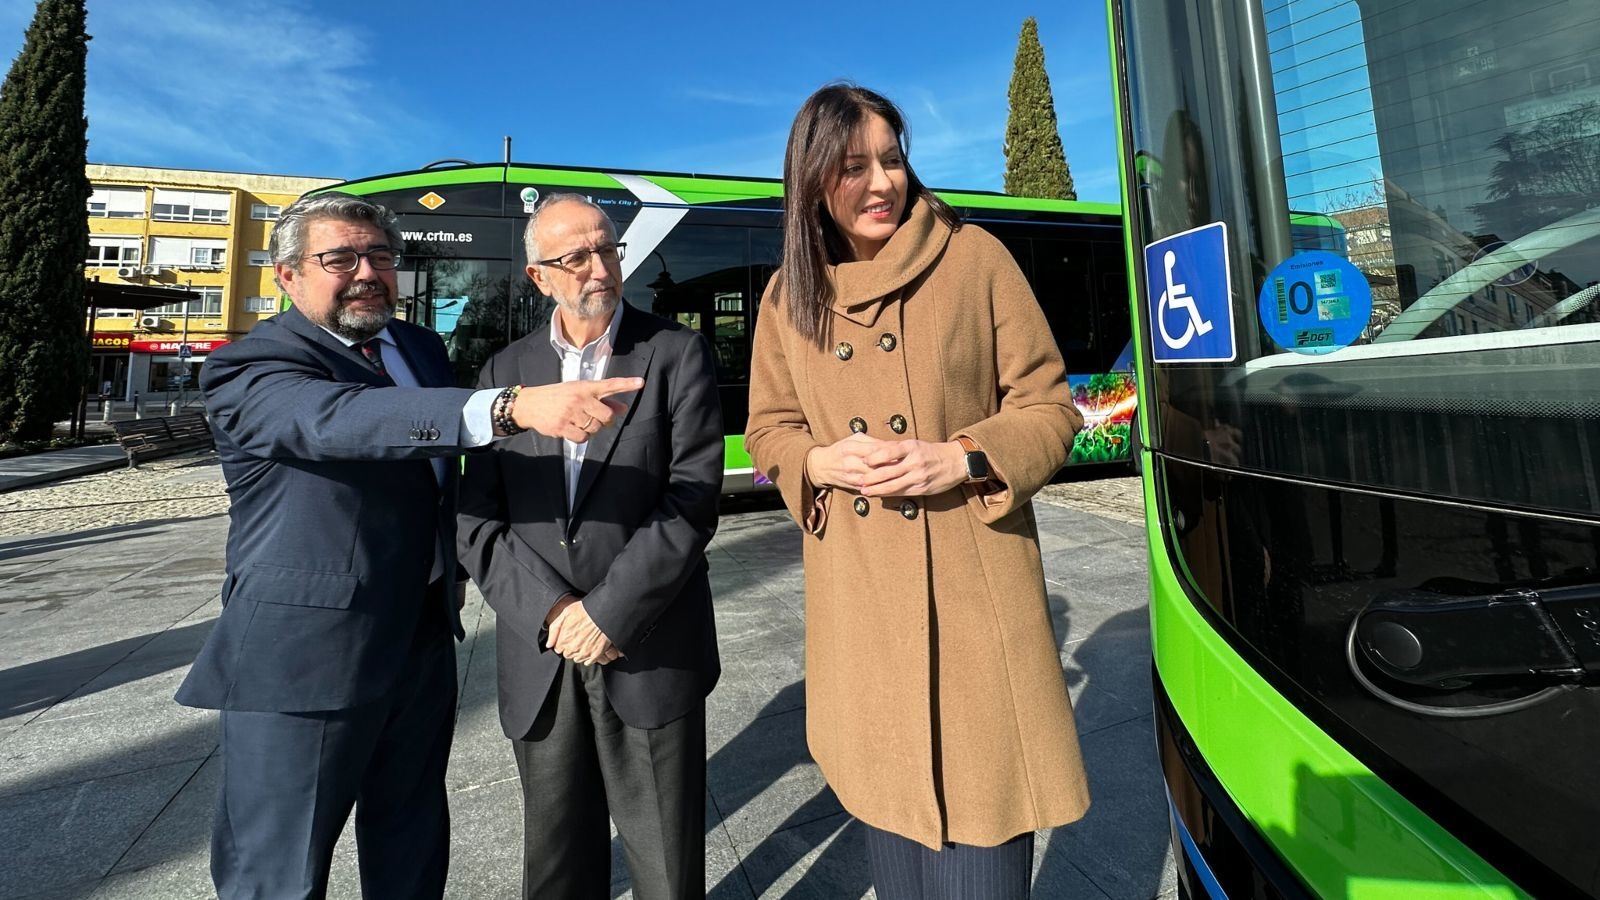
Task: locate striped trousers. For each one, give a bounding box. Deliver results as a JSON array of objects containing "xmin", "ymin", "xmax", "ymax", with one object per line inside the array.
[{"xmin": 863, "ymin": 824, "xmax": 1035, "ymax": 899}]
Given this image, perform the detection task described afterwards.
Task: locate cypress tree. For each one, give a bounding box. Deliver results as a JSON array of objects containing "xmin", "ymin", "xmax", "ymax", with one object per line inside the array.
[
  {"xmin": 1004, "ymin": 17, "xmax": 1077, "ymax": 200},
  {"xmin": 0, "ymin": 0, "xmax": 90, "ymax": 442}
]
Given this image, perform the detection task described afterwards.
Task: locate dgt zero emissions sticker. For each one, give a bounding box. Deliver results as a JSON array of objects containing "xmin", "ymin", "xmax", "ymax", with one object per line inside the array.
[{"xmin": 1257, "ymin": 251, "xmax": 1372, "ymax": 355}]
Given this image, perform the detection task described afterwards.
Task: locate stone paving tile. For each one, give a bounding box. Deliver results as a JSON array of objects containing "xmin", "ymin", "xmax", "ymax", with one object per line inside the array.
[
  {"xmin": 726, "ymin": 810, "xmax": 874, "ymax": 899},
  {"xmin": 85, "ymin": 859, "xmax": 213, "ymax": 900},
  {"xmin": 708, "ymin": 708, "xmax": 841, "ymax": 847},
  {"xmin": 711, "ymin": 586, "xmax": 806, "ymax": 655},
  {"xmin": 1045, "ymin": 714, "xmax": 1177, "ymax": 900},
  {"xmin": 1064, "ymin": 624, "xmax": 1157, "ymax": 738},
  {"xmin": 705, "ymin": 639, "xmax": 806, "ymax": 755},
  {"xmin": 438, "ymin": 776, "xmax": 522, "ymax": 899},
  {"xmin": 15, "ymin": 880, "xmax": 99, "ymax": 900},
  {"xmin": 109, "ymin": 753, "xmax": 217, "ymax": 875},
  {"xmin": 0, "ymin": 757, "xmax": 204, "ymax": 899},
  {"xmin": 0, "ymin": 698, "xmax": 215, "ymax": 799}
]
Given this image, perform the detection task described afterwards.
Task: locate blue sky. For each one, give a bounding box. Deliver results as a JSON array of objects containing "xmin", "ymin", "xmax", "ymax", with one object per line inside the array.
[{"xmin": 0, "ymin": 1, "xmax": 1120, "ymax": 201}]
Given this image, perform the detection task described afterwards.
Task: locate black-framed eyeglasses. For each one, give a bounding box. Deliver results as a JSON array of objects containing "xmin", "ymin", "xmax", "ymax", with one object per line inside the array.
[
  {"xmin": 534, "ymin": 242, "xmax": 626, "ymax": 271},
  {"xmin": 307, "ymin": 248, "xmax": 403, "ymax": 273}
]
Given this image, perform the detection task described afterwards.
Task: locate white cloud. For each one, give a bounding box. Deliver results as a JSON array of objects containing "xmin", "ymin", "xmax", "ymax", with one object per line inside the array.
[
  {"xmin": 681, "ymin": 87, "xmax": 791, "ymax": 108},
  {"xmin": 80, "ymin": 0, "xmax": 423, "ymax": 174}
]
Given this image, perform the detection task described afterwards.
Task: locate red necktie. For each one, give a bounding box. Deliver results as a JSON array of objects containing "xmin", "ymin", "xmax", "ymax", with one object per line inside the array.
[{"xmin": 359, "ymin": 339, "xmax": 387, "ymax": 375}]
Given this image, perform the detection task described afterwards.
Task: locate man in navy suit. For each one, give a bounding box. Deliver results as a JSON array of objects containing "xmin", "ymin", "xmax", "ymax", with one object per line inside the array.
[
  {"xmin": 176, "ymin": 193, "xmax": 642, "ymax": 899},
  {"xmin": 458, "ymin": 195, "xmax": 722, "ymax": 899}
]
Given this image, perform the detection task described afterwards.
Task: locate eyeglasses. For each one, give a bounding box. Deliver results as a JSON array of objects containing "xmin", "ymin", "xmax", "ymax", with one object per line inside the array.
[
  {"xmin": 534, "ymin": 242, "xmax": 626, "ymax": 271},
  {"xmin": 307, "ymin": 248, "xmax": 403, "ymax": 273}
]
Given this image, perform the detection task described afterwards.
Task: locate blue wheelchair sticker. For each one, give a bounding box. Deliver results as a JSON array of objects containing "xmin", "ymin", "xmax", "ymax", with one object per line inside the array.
[
  {"xmin": 1257, "ymin": 251, "xmax": 1372, "ymax": 355},
  {"xmin": 1145, "ymin": 223, "xmax": 1236, "ymax": 363}
]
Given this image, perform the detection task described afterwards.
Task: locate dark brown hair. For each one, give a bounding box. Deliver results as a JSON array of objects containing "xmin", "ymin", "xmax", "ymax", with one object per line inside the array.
[{"xmin": 779, "ymin": 82, "xmax": 960, "ymax": 344}]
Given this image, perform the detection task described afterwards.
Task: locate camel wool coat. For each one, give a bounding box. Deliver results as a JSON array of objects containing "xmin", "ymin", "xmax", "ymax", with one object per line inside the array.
[{"xmin": 745, "ymin": 200, "xmax": 1091, "ymax": 849}]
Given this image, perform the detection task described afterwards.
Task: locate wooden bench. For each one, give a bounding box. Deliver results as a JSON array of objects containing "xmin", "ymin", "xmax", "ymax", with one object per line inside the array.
[{"xmin": 110, "ymin": 412, "xmax": 216, "ymax": 468}]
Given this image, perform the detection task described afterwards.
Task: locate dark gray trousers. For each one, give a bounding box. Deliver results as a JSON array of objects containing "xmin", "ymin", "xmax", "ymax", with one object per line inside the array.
[
  {"xmin": 512, "ymin": 658, "xmax": 705, "ymax": 900},
  {"xmin": 864, "ymin": 824, "xmax": 1036, "ymax": 900},
  {"xmin": 210, "ymin": 626, "xmax": 457, "ymax": 900}
]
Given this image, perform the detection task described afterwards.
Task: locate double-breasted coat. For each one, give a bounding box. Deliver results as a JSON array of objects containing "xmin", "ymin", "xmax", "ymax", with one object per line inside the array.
[{"xmin": 745, "ymin": 199, "xmax": 1092, "ymax": 849}]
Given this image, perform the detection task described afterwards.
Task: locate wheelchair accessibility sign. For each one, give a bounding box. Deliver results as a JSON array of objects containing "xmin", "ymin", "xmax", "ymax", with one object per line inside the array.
[{"xmin": 1144, "ymin": 222, "xmax": 1235, "ymax": 363}]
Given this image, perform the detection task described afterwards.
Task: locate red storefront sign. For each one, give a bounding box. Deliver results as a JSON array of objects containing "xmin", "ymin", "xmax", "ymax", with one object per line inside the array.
[{"xmin": 128, "ymin": 339, "xmax": 231, "ymax": 354}]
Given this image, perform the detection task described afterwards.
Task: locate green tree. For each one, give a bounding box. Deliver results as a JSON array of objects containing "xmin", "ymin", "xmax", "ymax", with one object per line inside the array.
[
  {"xmin": 0, "ymin": 0, "xmax": 90, "ymax": 442},
  {"xmin": 1004, "ymin": 17, "xmax": 1076, "ymax": 200}
]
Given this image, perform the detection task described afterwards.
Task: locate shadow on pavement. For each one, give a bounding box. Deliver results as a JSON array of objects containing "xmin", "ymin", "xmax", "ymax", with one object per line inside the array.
[
  {"xmin": 0, "ymin": 620, "xmax": 215, "ymax": 720},
  {"xmin": 1036, "ymin": 607, "xmax": 1170, "ymax": 898}
]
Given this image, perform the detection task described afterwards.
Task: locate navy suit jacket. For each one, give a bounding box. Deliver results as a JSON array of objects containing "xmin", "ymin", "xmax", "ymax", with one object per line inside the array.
[
  {"xmin": 458, "ymin": 309, "xmax": 722, "ymax": 734},
  {"xmin": 177, "ymin": 305, "xmax": 477, "ymax": 713}
]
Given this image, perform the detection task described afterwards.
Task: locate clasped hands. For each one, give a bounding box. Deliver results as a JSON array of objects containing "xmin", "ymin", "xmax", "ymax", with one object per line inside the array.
[
  {"xmin": 806, "ymin": 433, "xmax": 968, "ymax": 497},
  {"xmin": 510, "ymin": 376, "xmax": 644, "ymax": 444},
  {"xmin": 544, "ymin": 594, "xmax": 622, "ymax": 666}
]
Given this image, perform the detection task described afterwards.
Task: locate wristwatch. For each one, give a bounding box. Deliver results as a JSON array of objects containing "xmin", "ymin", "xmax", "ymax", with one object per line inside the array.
[{"xmin": 955, "ymin": 436, "xmax": 990, "ymax": 483}]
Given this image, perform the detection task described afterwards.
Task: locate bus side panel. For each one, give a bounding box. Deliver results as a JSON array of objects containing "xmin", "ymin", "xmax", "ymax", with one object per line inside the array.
[{"xmin": 1145, "ymin": 462, "xmax": 1528, "ymax": 900}]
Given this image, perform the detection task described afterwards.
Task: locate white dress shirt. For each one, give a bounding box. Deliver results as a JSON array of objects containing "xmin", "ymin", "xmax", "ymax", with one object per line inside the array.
[{"xmin": 549, "ymin": 303, "xmax": 625, "ymax": 513}]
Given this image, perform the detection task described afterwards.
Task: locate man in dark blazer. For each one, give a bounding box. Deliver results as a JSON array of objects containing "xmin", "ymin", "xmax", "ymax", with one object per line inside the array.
[
  {"xmin": 458, "ymin": 194, "xmax": 723, "ymax": 899},
  {"xmin": 177, "ymin": 193, "xmax": 642, "ymax": 900}
]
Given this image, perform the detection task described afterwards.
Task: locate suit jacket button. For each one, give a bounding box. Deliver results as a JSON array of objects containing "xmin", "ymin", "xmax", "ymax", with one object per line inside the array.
[
  {"xmin": 853, "ymin": 497, "xmax": 870, "ymax": 517},
  {"xmin": 835, "ymin": 342, "xmax": 854, "ymax": 361},
  {"xmin": 889, "ymin": 414, "xmax": 907, "ymax": 434},
  {"xmin": 409, "ymin": 428, "xmax": 421, "ymax": 440},
  {"xmin": 427, "ymin": 427, "xmax": 440, "ymax": 440},
  {"xmin": 899, "ymin": 500, "xmax": 919, "ymax": 520},
  {"xmin": 878, "ymin": 333, "xmax": 897, "ymax": 352},
  {"xmin": 849, "ymin": 417, "xmax": 867, "ymax": 434}
]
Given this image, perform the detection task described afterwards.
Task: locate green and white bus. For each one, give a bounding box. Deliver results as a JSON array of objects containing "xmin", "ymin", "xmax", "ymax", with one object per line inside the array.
[
  {"xmin": 1115, "ymin": 0, "xmax": 1600, "ymax": 895},
  {"xmin": 314, "ymin": 163, "xmax": 1136, "ymax": 489}
]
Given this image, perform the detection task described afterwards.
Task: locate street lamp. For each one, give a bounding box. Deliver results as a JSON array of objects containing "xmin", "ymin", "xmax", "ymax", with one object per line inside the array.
[{"xmin": 647, "ymin": 251, "xmax": 675, "ymax": 315}]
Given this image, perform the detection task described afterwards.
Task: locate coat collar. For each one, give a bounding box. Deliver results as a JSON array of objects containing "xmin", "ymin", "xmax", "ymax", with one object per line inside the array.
[{"xmin": 827, "ymin": 199, "xmax": 952, "ymax": 327}]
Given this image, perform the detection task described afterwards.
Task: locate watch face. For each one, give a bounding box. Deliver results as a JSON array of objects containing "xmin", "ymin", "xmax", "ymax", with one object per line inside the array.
[{"xmin": 965, "ymin": 451, "xmax": 990, "ymax": 481}]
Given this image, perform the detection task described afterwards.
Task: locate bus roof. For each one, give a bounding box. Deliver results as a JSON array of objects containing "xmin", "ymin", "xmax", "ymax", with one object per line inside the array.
[{"xmin": 319, "ymin": 161, "xmax": 1121, "ymax": 218}]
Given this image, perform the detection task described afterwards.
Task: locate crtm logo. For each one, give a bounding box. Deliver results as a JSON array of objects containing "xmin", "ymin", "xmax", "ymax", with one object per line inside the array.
[{"xmin": 401, "ymin": 231, "xmax": 475, "ymax": 243}]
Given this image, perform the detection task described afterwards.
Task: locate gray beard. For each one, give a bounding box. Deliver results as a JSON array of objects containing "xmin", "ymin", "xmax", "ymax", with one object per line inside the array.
[
  {"xmin": 308, "ymin": 283, "xmax": 397, "ymax": 341},
  {"xmin": 564, "ymin": 291, "xmax": 618, "ymax": 321},
  {"xmin": 331, "ymin": 302, "xmax": 395, "ymax": 342}
]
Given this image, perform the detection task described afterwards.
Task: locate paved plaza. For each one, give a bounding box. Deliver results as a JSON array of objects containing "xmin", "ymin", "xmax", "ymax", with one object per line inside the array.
[{"xmin": 0, "ymin": 454, "xmax": 1174, "ymax": 899}]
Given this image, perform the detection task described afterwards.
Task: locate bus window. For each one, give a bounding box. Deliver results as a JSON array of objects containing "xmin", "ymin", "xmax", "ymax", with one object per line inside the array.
[
  {"xmin": 1030, "ymin": 238, "xmax": 1097, "ymax": 373},
  {"xmin": 629, "ymin": 224, "xmax": 761, "ymax": 438}
]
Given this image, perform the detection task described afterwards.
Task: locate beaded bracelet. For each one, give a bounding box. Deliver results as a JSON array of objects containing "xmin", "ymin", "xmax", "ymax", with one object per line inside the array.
[{"xmin": 492, "ymin": 385, "xmax": 524, "ymax": 436}]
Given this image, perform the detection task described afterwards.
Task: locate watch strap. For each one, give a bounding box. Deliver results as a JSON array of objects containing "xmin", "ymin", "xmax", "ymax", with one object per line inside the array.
[{"xmin": 955, "ymin": 435, "xmax": 987, "ymax": 483}]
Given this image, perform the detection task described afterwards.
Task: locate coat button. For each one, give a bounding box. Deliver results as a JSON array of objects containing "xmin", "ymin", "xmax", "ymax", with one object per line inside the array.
[
  {"xmin": 854, "ymin": 497, "xmax": 870, "ymax": 517},
  {"xmin": 835, "ymin": 342, "xmax": 854, "ymax": 361},
  {"xmin": 888, "ymin": 414, "xmax": 907, "ymax": 434},
  {"xmin": 899, "ymin": 500, "xmax": 919, "ymax": 520},
  {"xmin": 409, "ymin": 428, "xmax": 421, "ymax": 440},
  {"xmin": 878, "ymin": 333, "xmax": 897, "ymax": 351},
  {"xmin": 849, "ymin": 417, "xmax": 868, "ymax": 434}
]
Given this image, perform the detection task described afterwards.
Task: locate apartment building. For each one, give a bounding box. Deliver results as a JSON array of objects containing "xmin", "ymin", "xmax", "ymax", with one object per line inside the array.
[{"xmin": 85, "ymin": 164, "xmax": 340, "ymax": 400}]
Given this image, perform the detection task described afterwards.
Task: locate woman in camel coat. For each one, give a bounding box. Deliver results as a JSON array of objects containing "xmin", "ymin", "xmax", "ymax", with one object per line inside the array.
[{"xmin": 745, "ymin": 83, "xmax": 1090, "ymax": 898}]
